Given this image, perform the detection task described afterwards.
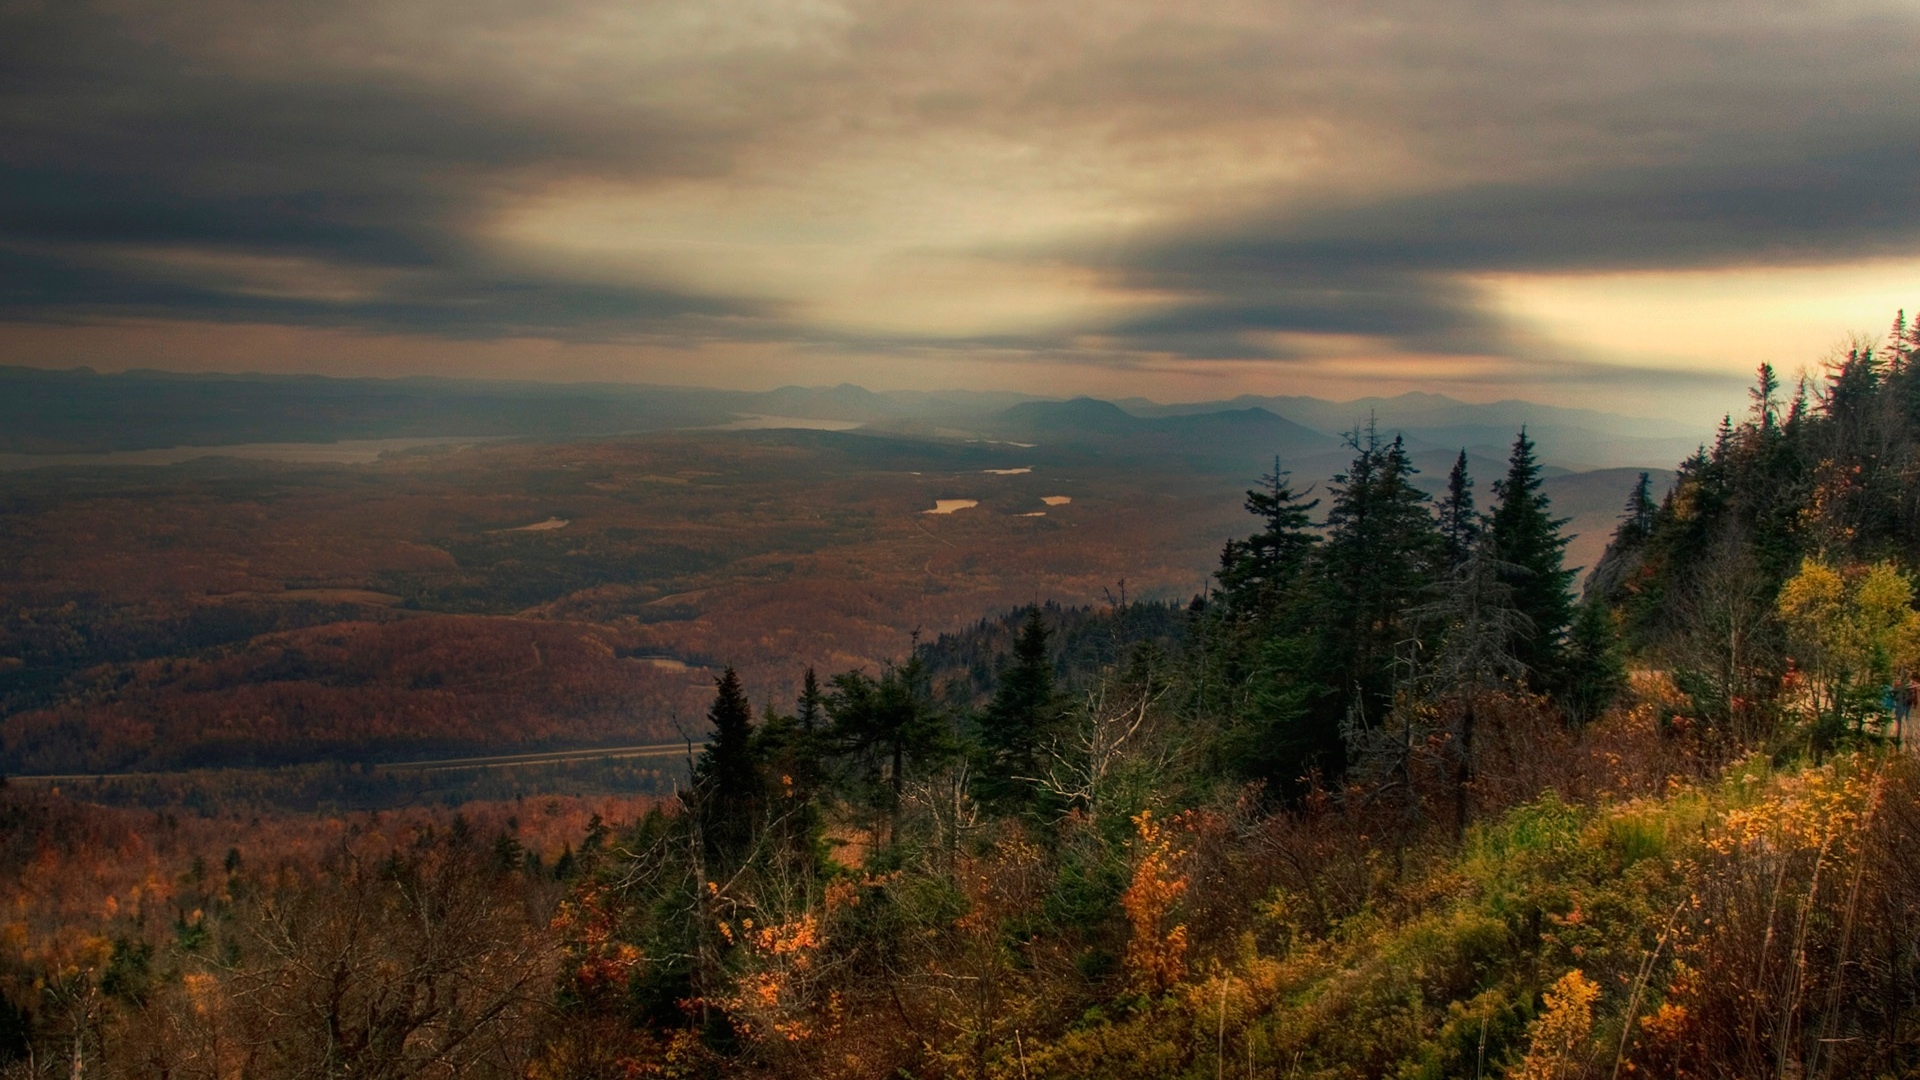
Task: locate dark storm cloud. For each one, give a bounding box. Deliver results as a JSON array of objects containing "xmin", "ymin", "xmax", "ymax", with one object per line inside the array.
[
  {"xmin": 1152, "ymin": 138, "xmax": 1920, "ymax": 278},
  {"xmin": 1088, "ymin": 123, "xmax": 1920, "ymax": 359},
  {"xmin": 0, "ymin": 243, "xmax": 762, "ymax": 339},
  {"xmin": 0, "ymin": 0, "xmax": 766, "ymax": 336},
  {"xmin": 3, "ymin": 0, "xmax": 1919, "ymax": 366}
]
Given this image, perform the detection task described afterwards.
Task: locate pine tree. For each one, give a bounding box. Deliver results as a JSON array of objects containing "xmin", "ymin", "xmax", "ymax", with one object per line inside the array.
[
  {"xmin": 751, "ymin": 667, "xmax": 832, "ymax": 867},
  {"xmin": 692, "ymin": 666, "xmax": 760, "ymax": 865},
  {"xmin": 1622, "ymin": 472, "xmax": 1656, "ymax": 544},
  {"xmin": 796, "ymin": 666, "xmax": 825, "ymax": 732},
  {"xmin": 1486, "ymin": 428, "xmax": 1576, "ymax": 688},
  {"xmin": 1559, "ymin": 596, "xmax": 1627, "ymax": 725},
  {"xmin": 975, "ymin": 606, "xmax": 1063, "ymax": 813},
  {"xmin": 1318, "ymin": 424, "xmax": 1444, "ymax": 732},
  {"xmin": 825, "ymin": 655, "xmax": 952, "ymax": 845},
  {"xmin": 1750, "ymin": 362, "xmax": 1781, "ymax": 433},
  {"xmin": 1437, "ymin": 449, "xmax": 1478, "ymax": 571},
  {"xmin": 1785, "ymin": 376, "xmax": 1810, "ymax": 432},
  {"xmin": 758, "ymin": 666, "xmax": 827, "ymax": 801},
  {"xmin": 1217, "ymin": 458, "xmax": 1319, "ymax": 615}
]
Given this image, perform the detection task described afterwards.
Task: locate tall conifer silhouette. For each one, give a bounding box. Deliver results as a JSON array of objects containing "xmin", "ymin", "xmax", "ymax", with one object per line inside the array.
[{"xmin": 1486, "ymin": 429, "xmax": 1575, "ymax": 685}]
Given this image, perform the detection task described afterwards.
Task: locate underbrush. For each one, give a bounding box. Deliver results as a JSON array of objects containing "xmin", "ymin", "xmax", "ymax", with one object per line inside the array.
[
  {"xmin": 3, "ymin": 692, "xmax": 1914, "ymax": 1078},
  {"xmin": 1015, "ymin": 747, "xmax": 1917, "ymax": 1080}
]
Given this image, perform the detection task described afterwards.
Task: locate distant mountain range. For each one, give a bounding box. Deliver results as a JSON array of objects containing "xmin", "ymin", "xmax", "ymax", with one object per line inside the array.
[
  {"xmin": 0, "ymin": 366, "xmax": 1705, "ymax": 474},
  {"xmin": 989, "ymin": 399, "xmax": 1325, "ymax": 472},
  {"xmin": 0, "ymin": 364, "xmax": 1683, "ymax": 596}
]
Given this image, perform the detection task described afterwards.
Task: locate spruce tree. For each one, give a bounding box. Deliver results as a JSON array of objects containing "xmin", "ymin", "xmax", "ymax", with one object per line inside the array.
[
  {"xmin": 752, "ymin": 666, "xmax": 831, "ymax": 864},
  {"xmin": 692, "ymin": 666, "xmax": 760, "ymax": 864},
  {"xmin": 1629, "ymin": 471, "xmax": 1657, "ymax": 535},
  {"xmin": 1317, "ymin": 424, "xmax": 1444, "ymax": 733},
  {"xmin": 761, "ymin": 666, "xmax": 827, "ymax": 802},
  {"xmin": 1217, "ymin": 459, "xmax": 1319, "ymax": 615},
  {"xmin": 825, "ymin": 655, "xmax": 952, "ymax": 845},
  {"xmin": 1559, "ymin": 597, "xmax": 1627, "ymax": 725},
  {"xmin": 1750, "ymin": 362, "xmax": 1781, "ymax": 433},
  {"xmin": 1618, "ymin": 472, "xmax": 1656, "ymax": 546},
  {"xmin": 975, "ymin": 606, "xmax": 1062, "ymax": 813},
  {"xmin": 1486, "ymin": 428, "xmax": 1575, "ymax": 687},
  {"xmin": 1585, "ymin": 471, "xmax": 1661, "ymax": 606},
  {"xmin": 1437, "ymin": 449, "xmax": 1478, "ymax": 571},
  {"xmin": 796, "ymin": 666, "xmax": 825, "ymax": 732}
]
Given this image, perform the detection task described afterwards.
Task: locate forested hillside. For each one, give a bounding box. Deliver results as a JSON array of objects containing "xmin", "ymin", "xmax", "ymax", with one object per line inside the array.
[{"xmin": 5, "ymin": 319, "xmax": 1920, "ymax": 1078}]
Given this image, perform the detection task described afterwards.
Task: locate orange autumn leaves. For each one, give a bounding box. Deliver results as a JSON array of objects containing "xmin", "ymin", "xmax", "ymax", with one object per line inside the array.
[{"xmin": 1122, "ymin": 810, "xmax": 1192, "ymax": 995}]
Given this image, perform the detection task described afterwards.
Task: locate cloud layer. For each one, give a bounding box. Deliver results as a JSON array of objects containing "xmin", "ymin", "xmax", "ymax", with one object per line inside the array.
[{"xmin": 3, "ymin": 0, "xmax": 1917, "ymax": 407}]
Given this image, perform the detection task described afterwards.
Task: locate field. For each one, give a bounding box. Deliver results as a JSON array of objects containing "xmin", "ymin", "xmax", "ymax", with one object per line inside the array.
[{"xmin": 0, "ymin": 429, "xmax": 1245, "ymax": 777}]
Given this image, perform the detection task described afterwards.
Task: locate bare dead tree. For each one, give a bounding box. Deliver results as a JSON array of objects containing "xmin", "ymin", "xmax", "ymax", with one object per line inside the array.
[
  {"xmin": 1346, "ymin": 537, "xmax": 1532, "ymax": 845},
  {"xmin": 1022, "ymin": 659, "xmax": 1176, "ymax": 829},
  {"xmin": 1668, "ymin": 525, "xmax": 1780, "ymax": 754}
]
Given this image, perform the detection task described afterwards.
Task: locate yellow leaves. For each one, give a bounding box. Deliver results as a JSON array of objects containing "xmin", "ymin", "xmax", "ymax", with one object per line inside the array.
[
  {"xmin": 1121, "ymin": 810, "xmax": 1190, "ymax": 995},
  {"xmin": 556, "ymin": 885, "xmax": 642, "ymax": 995},
  {"xmin": 1638, "ymin": 1000, "xmax": 1690, "ymax": 1045},
  {"xmin": 1777, "ymin": 557, "xmax": 1846, "ymax": 630},
  {"xmin": 1778, "ymin": 556, "xmax": 1920, "ymax": 708},
  {"xmin": 29, "ymin": 931, "xmax": 119, "ymax": 981},
  {"xmin": 1855, "ymin": 561, "xmax": 1917, "ymax": 624},
  {"xmin": 1509, "ymin": 969, "xmax": 1600, "ymax": 1080},
  {"xmin": 1707, "ymin": 755, "xmax": 1876, "ymax": 858},
  {"xmin": 1776, "ymin": 555, "xmax": 1920, "ymax": 744},
  {"xmin": 748, "ymin": 912, "xmax": 820, "ymax": 959},
  {"xmin": 1846, "ymin": 561, "xmax": 1920, "ymax": 679}
]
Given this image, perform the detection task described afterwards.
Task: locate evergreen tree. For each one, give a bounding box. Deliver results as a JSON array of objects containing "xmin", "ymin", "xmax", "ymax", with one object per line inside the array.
[
  {"xmin": 757, "ymin": 667, "xmax": 828, "ymax": 802},
  {"xmin": 1437, "ymin": 449, "xmax": 1479, "ymax": 571},
  {"xmin": 691, "ymin": 667, "xmax": 760, "ymax": 865},
  {"xmin": 1750, "ymin": 362, "xmax": 1782, "ymax": 433},
  {"xmin": 1786, "ymin": 376, "xmax": 1810, "ymax": 429},
  {"xmin": 1559, "ymin": 597, "xmax": 1627, "ymax": 725},
  {"xmin": 974, "ymin": 606, "xmax": 1064, "ymax": 813},
  {"xmin": 1317, "ymin": 424, "xmax": 1444, "ymax": 734},
  {"xmin": 825, "ymin": 655, "xmax": 953, "ymax": 845},
  {"xmin": 1419, "ymin": 536, "xmax": 1532, "ymax": 694},
  {"xmin": 1619, "ymin": 472, "xmax": 1657, "ymax": 546},
  {"xmin": 1217, "ymin": 459, "xmax": 1319, "ymax": 614},
  {"xmin": 793, "ymin": 666, "xmax": 828, "ymax": 801},
  {"xmin": 1628, "ymin": 471, "xmax": 1657, "ymax": 536},
  {"xmin": 796, "ymin": 666, "xmax": 825, "ymax": 731},
  {"xmin": 1486, "ymin": 428, "xmax": 1576, "ymax": 687},
  {"xmin": 1585, "ymin": 471, "xmax": 1662, "ymax": 606},
  {"xmin": 752, "ymin": 667, "xmax": 831, "ymax": 868},
  {"xmin": 1224, "ymin": 624, "xmax": 1328, "ymax": 792}
]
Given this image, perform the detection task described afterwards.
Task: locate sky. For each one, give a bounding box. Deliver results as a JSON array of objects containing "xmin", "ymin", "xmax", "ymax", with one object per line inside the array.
[{"xmin": 3, "ymin": 0, "xmax": 1919, "ymax": 423}]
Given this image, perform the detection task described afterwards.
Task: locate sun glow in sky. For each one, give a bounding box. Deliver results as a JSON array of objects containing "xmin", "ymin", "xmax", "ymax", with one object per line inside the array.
[
  {"xmin": 3, "ymin": 0, "xmax": 1918, "ymax": 421},
  {"xmin": 1480, "ymin": 263, "xmax": 1920, "ymax": 375}
]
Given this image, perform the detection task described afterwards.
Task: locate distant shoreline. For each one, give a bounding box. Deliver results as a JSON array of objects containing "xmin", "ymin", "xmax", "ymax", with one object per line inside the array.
[
  {"xmin": 0, "ymin": 435, "xmax": 502, "ymax": 470},
  {"xmin": 0, "ymin": 415, "xmax": 865, "ymax": 471}
]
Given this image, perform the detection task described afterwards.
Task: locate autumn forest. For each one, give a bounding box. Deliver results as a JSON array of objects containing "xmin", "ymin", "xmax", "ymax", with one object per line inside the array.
[{"xmin": 6, "ymin": 320, "xmax": 1920, "ymax": 1079}]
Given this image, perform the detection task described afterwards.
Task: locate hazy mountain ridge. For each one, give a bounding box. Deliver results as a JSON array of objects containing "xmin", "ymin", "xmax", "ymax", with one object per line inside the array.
[{"xmin": 1, "ymin": 366, "xmax": 1696, "ymax": 476}]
